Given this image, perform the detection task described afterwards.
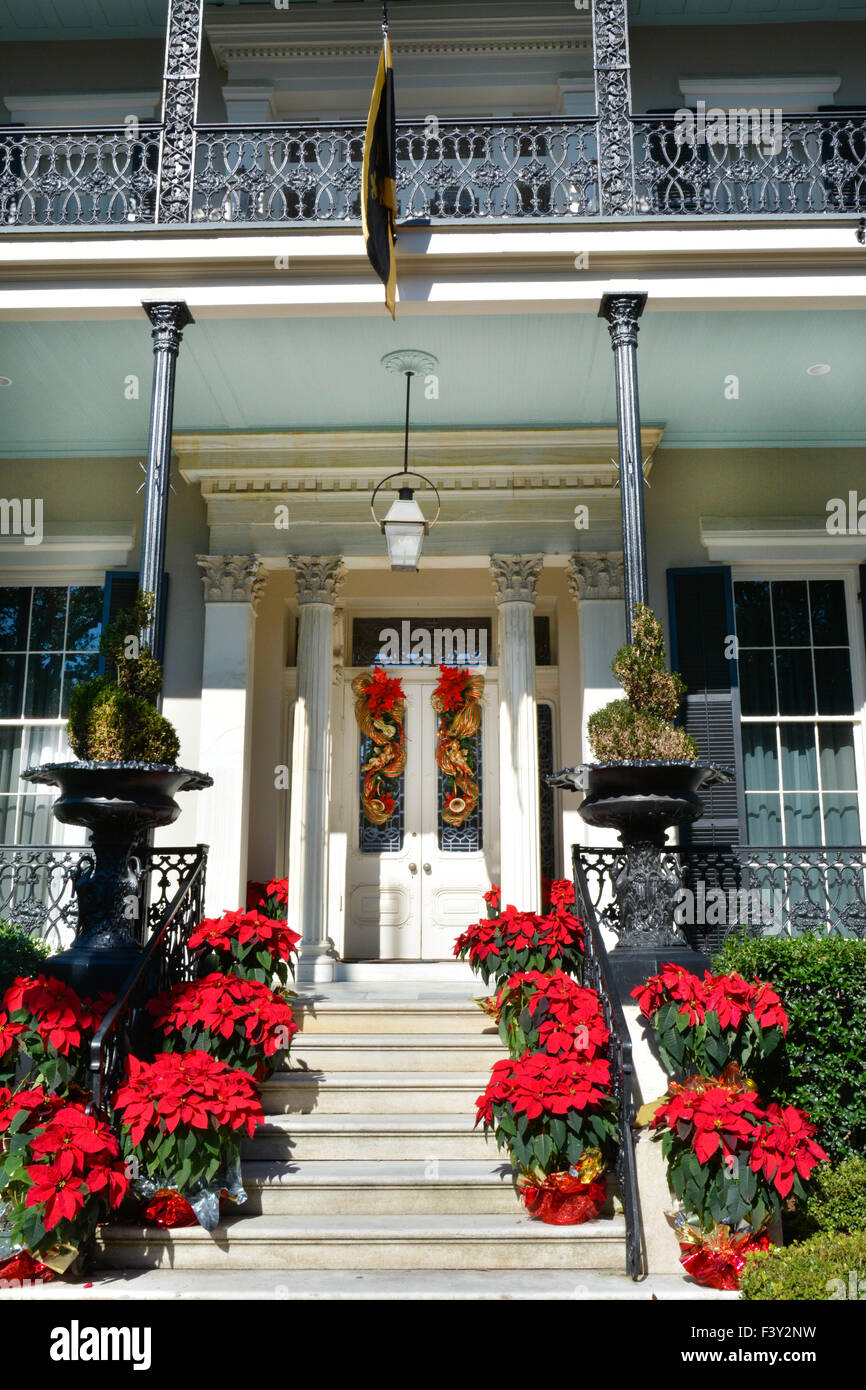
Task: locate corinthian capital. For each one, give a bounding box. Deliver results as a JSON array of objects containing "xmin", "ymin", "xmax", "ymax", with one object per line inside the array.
[
  {"xmin": 598, "ymin": 292, "xmax": 647, "ymax": 350},
  {"xmin": 143, "ymin": 300, "xmax": 194, "ymax": 354},
  {"xmin": 197, "ymin": 554, "xmax": 267, "ymax": 610},
  {"xmin": 567, "ymin": 552, "xmax": 625, "ymax": 602},
  {"xmin": 290, "ymin": 555, "xmax": 345, "ymax": 606},
  {"xmin": 490, "ymin": 554, "xmax": 543, "ymax": 605}
]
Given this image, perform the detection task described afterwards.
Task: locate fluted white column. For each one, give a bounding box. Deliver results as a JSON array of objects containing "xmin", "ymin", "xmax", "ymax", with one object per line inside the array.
[
  {"xmin": 288, "ymin": 556, "xmax": 344, "ymax": 982},
  {"xmin": 195, "ymin": 555, "xmax": 267, "ymax": 917},
  {"xmin": 491, "ymin": 555, "xmax": 543, "ymax": 913}
]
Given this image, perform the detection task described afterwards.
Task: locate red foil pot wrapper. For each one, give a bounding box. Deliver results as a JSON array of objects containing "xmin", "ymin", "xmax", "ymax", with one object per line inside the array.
[
  {"xmin": 141, "ymin": 1190, "xmax": 199, "ymax": 1229},
  {"xmin": 521, "ymin": 1173, "xmax": 608, "ymax": 1226},
  {"xmin": 679, "ymin": 1230, "xmax": 772, "ymax": 1290},
  {"xmin": 0, "ymin": 1250, "xmax": 55, "ymax": 1285}
]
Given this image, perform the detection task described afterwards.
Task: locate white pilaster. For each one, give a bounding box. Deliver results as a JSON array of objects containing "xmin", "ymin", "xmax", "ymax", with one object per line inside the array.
[
  {"xmin": 491, "ymin": 554, "xmax": 543, "ymax": 914},
  {"xmin": 195, "ymin": 555, "xmax": 267, "ymax": 916},
  {"xmin": 567, "ymin": 552, "xmax": 627, "ymax": 853},
  {"xmin": 287, "ymin": 556, "xmax": 345, "ymax": 983}
]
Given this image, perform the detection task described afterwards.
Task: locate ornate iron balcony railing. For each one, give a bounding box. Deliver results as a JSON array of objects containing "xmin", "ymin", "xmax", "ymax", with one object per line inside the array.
[
  {"xmin": 578, "ymin": 845, "xmax": 866, "ymax": 956},
  {"xmin": 0, "ymin": 844, "xmax": 207, "ymax": 949},
  {"xmin": 0, "ymin": 125, "xmax": 161, "ymax": 228},
  {"xmin": 1, "ymin": 113, "xmax": 864, "ymax": 229},
  {"xmin": 632, "ymin": 112, "xmax": 866, "ymax": 217},
  {"xmin": 191, "ymin": 117, "xmax": 601, "ymax": 225}
]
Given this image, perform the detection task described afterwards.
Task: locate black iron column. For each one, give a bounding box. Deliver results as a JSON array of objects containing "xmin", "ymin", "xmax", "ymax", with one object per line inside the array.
[
  {"xmin": 592, "ymin": 0, "xmax": 636, "ymax": 216},
  {"xmin": 140, "ymin": 301, "xmax": 194, "ymax": 652},
  {"xmin": 157, "ymin": 0, "xmax": 204, "ymax": 224},
  {"xmin": 599, "ymin": 291, "xmax": 648, "ymax": 637}
]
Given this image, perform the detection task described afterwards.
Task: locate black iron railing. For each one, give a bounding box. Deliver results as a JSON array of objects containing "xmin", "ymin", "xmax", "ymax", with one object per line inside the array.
[
  {"xmin": 0, "ymin": 845, "xmax": 206, "ymax": 949},
  {"xmin": 573, "ymin": 848, "xmax": 645, "ymax": 1279},
  {"xmin": 632, "ymin": 111, "xmax": 866, "ymax": 217},
  {"xmin": 4, "ymin": 111, "xmax": 864, "ymax": 229},
  {"xmin": 89, "ymin": 846, "xmax": 207, "ymax": 1115},
  {"xmin": 578, "ymin": 845, "xmax": 866, "ymax": 955}
]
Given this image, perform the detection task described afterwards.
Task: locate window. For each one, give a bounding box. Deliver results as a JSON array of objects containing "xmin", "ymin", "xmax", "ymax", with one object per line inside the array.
[
  {"xmin": 0, "ymin": 584, "xmax": 103, "ymax": 844},
  {"xmin": 734, "ymin": 577, "xmax": 863, "ymax": 847}
]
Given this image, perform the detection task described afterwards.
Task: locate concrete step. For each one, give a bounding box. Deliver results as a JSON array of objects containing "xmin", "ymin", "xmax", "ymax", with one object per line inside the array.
[
  {"xmin": 261, "ymin": 1070, "xmax": 488, "ymax": 1115},
  {"xmin": 13, "ymin": 1267, "xmax": 736, "ymax": 1300},
  {"xmin": 97, "ymin": 1212, "xmax": 628, "ymax": 1271},
  {"xmin": 245, "ymin": 1112, "xmax": 494, "ymax": 1161},
  {"xmin": 240, "ymin": 1159, "xmax": 522, "ymax": 1215},
  {"xmin": 289, "ymin": 1033, "xmax": 503, "ymax": 1072},
  {"xmin": 292, "ymin": 998, "xmax": 494, "ymax": 1036}
]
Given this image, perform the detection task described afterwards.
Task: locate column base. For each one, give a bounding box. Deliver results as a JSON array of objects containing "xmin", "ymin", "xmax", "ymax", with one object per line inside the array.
[{"xmin": 296, "ymin": 942, "xmax": 338, "ymax": 983}]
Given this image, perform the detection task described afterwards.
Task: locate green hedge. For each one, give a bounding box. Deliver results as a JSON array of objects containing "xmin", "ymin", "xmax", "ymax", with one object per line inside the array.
[
  {"xmin": 712, "ymin": 935, "xmax": 866, "ymax": 1161},
  {"xmin": 787, "ymin": 1155, "xmax": 866, "ymax": 1240},
  {"xmin": 740, "ymin": 1229, "xmax": 866, "ymax": 1301},
  {"xmin": 0, "ymin": 919, "xmax": 49, "ymax": 999}
]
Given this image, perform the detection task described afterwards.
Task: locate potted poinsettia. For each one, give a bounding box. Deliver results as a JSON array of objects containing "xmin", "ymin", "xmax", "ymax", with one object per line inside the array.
[
  {"xmin": 650, "ymin": 1064, "xmax": 828, "ymax": 1288},
  {"xmin": 113, "ymin": 1049, "xmax": 264, "ymax": 1232},
  {"xmin": 476, "ymin": 1049, "xmax": 618, "ymax": 1224},
  {"xmin": 0, "ymin": 1084, "xmax": 129, "ymax": 1283},
  {"xmin": 0, "ymin": 974, "xmax": 113, "ymax": 1091},
  {"xmin": 632, "ymin": 961, "xmax": 788, "ymax": 1079},
  {"xmin": 491, "ymin": 969, "xmax": 610, "ymax": 1061},
  {"xmin": 454, "ymin": 878, "xmax": 584, "ymax": 987},
  {"xmin": 147, "ymin": 973, "xmax": 298, "ymax": 1081},
  {"xmin": 189, "ymin": 908, "xmax": 300, "ymax": 988}
]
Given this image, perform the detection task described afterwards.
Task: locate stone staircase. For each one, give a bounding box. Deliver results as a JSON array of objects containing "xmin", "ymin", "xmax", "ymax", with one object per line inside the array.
[{"xmin": 97, "ymin": 987, "xmax": 629, "ymax": 1281}]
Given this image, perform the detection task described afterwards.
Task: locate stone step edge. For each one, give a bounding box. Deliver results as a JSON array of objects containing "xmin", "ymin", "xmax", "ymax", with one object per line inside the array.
[
  {"xmin": 100, "ymin": 1213, "xmax": 627, "ymax": 1241},
  {"xmin": 263, "ymin": 1071, "xmax": 489, "ymax": 1088},
  {"xmin": 289, "ymin": 1034, "xmax": 500, "ymax": 1047},
  {"xmin": 252, "ymin": 1113, "xmax": 487, "ymax": 1133}
]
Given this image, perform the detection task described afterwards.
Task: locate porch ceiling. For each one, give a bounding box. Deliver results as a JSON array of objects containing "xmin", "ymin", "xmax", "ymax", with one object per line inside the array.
[{"xmin": 0, "ymin": 307, "xmax": 863, "ymax": 459}]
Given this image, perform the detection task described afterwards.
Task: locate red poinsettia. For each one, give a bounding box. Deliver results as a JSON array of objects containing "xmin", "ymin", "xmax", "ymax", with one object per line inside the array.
[
  {"xmin": 455, "ymin": 903, "xmax": 584, "ymax": 986},
  {"xmin": 748, "ymin": 1103, "xmax": 828, "ymax": 1199},
  {"xmin": 148, "ymin": 973, "xmax": 297, "ymax": 1079},
  {"xmin": 632, "ymin": 962, "xmax": 788, "ymax": 1079},
  {"xmin": 433, "ymin": 665, "xmax": 472, "ymax": 711},
  {"xmin": 548, "ymin": 879, "xmax": 576, "ymax": 912},
  {"xmin": 1, "ymin": 975, "xmax": 114, "ymax": 1091},
  {"xmin": 114, "ymin": 1051, "xmax": 264, "ymax": 1148},
  {"xmin": 493, "ymin": 969, "xmax": 609, "ymax": 1060},
  {"xmin": 364, "ymin": 665, "xmax": 406, "ymax": 717},
  {"xmin": 0, "ymin": 1087, "xmax": 128, "ymax": 1256},
  {"xmin": 189, "ymin": 908, "xmax": 300, "ymax": 987},
  {"xmin": 655, "ymin": 1081, "xmax": 765, "ymax": 1166}
]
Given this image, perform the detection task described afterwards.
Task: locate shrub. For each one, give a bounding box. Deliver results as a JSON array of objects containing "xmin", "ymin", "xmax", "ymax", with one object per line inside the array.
[
  {"xmin": 0, "ymin": 920, "xmax": 49, "ymax": 999},
  {"xmin": 790, "ymin": 1155, "xmax": 866, "ymax": 1238},
  {"xmin": 67, "ymin": 592, "xmax": 180, "ymax": 764},
  {"xmin": 587, "ymin": 604, "xmax": 698, "ymax": 762},
  {"xmin": 740, "ymin": 1229, "xmax": 866, "ymax": 1301},
  {"xmin": 712, "ymin": 934, "xmax": 866, "ymax": 1161}
]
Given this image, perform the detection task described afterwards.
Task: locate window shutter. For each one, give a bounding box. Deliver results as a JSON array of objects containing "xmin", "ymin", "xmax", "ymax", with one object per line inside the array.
[
  {"xmin": 667, "ymin": 566, "xmax": 745, "ymax": 846},
  {"xmin": 101, "ymin": 571, "xmax": 168, "ymax": 669}
]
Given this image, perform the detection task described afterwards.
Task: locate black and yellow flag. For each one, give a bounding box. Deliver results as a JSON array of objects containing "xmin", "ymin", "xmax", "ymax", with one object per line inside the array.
[{"xmin": 362, "ymin": 24, "xmax": 397, "ymax": 317}]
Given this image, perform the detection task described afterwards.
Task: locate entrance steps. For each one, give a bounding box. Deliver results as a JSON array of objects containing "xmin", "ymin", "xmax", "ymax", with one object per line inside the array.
[{"xmin": 95, "ymin": 983, "xmax": 641, "ymax": 1291}]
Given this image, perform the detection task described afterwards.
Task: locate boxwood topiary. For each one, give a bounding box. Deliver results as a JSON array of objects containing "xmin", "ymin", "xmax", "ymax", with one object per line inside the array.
[
  {"xmin": 712, "ymin": 934, "xmax": 866, "ymax": 1161},
  {"xmin": 740, "ymin": 1229, "xmax": 866, "ymax": 1301},
  {"xmin": 587, "ymin": 603, "xmax": 699, "ymax": 762},
  {"xmin": 0, "ymin": 918, "xmax": 50, "ymax": 997},
  {"xmin": 67, "ymin": 591, "xmax": 180, "ymax": 765}
]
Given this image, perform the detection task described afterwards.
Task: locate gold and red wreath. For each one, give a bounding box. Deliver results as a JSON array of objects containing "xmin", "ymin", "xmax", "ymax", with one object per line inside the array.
[
  {"xmin": 432, "ymin": 665, "xmax": 484, "ymax": 827},
  {"xmin": 352, "ymin": 666, "xmax": 407, "ymax": 826}
]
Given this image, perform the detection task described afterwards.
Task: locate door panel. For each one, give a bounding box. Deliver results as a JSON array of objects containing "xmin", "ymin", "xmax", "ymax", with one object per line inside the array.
[{"xmin": 343, "ymin": 670, "xmax": 499, "ymax": 960}]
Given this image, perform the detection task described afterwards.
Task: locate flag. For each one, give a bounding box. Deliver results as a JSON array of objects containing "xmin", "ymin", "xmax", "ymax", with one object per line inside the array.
[{"xmin": 362, "ymin": 27, "xmax": 397, "ymax": 317}]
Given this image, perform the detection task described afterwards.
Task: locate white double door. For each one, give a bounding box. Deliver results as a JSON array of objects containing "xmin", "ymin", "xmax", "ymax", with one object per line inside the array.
[{"xmin": 343, "ymin": 669, "xmax": 499, "ymax": 960}]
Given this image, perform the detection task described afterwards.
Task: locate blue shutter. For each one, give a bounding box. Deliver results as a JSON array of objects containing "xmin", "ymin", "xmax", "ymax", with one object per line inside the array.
[{"xmin": 667, "ymin": 566, "xmax": 745, "ymax": 846}]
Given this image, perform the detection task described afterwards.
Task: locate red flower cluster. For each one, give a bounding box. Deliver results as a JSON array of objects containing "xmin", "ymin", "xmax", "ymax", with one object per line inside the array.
[
  {"xmin": 454, "ymin": 896, "xmax": 584, "ymax": 985},
  {"xmin": 482, "ymin": 884, "xmax": 501, "ymax": 915},
  {"xmin": 1, "ymin": 975, "xmax": 112, "ymax": 1058},
  {"xmin": 264, "ymin": 877, "xmax": 288, "ymax": 907},
  {"xmin": 433, "ymin": 665, "xmax": 473, "ymax": 711},
  {"xmin": 364, "ymin": 665, "xmax": 406, "ymax": 717},
  {"xmin": 114, "ymin": 1051, "xmax": 264, "ymax": 1148},
  {"xmin": 476, "ymin": 1050, "xmax": 612, "ymax": 1127},
  {"xmin": 190, "ymin": 909, "xmax": 300, "ymax": 986},
  {"xmin": 653, "ymin": 1076, "xmax": 827, "ymax": 1197},
  {"xmin": 0, "ymin": 1085, "xmax": 128, "ymax": 1237},
  {"xmin": 494, "ymin": 969, "xmax": 609, "ymax": 1059},
  {"xmin": 148, "ymin": 973, "xmax": 297, "ymax": 1068},
  {"xmin": 632, "ymin": 961, "xmax": 788, "ymax": 1035}
]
